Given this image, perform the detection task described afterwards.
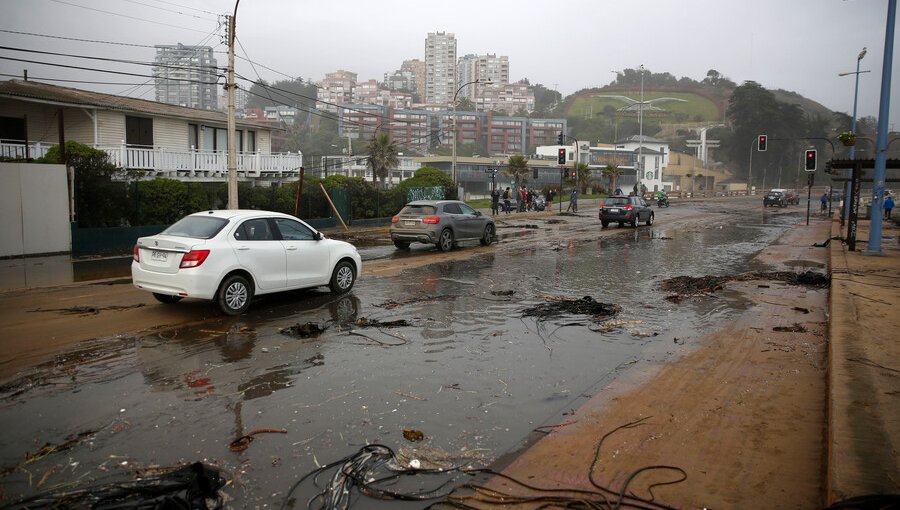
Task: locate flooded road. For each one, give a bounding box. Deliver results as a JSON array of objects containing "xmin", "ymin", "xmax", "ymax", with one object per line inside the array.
[{"xmin": 0, "ymin": 199, "xmax": 807, "ymax": 507}]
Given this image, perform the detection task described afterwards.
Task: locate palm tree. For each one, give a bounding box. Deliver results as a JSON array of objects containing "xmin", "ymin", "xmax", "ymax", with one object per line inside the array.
[
  {"xmin": 685, "ymin": 172, "xmax": 695, "ymax": 195},
  {"xmin": 602, "ymin": 164, "xmax": 623, "ymax": 193},
  {"xmin": 575, "ymin": 162, "xmax": 591, "ymax": 195},
  {"xmin": 503, "ymin": 154, "xmax": 529, "ymax": 197},
  {"xmin": 696, "ymin": 173, "xmax": 705, "ymax": 194},
  {"xmin": 366, "ymin": 133, "xmax": 399, "ymax": 189}
]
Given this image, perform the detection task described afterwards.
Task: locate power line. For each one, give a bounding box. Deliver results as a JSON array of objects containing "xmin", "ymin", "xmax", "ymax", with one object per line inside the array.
[
  {"xmin": 143, "ymin": 0, "xmax": 219, "ymax": 16},
  {"xmin": 0, "ymin": 29, "xmax": 155, "ymax": 49},
  {"xmin": 0, "ymin": 55, "xmax": 223, "ymax": 82},
  {"xmin": 119, "ymin": 0, "xmax": 217, "ymax": 21},
  {"xmin": 48, "ymin": 0, "xmax": 214, "ymax": 34},
  {"xmin": 0, "ymin": 73, "xmax": 208, "ymax": 87},
  {"xmin": 0, "ymin": 45, "xmax": 224, "ymax": 73}
]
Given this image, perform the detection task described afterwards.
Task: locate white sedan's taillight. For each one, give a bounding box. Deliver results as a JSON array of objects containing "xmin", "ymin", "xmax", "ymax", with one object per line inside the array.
[
  {"xmin": 180, "ymin": 249, "xmax": 210, "ymax": 268},
  {"xmin": 133, "ymin": 244, "xmax": 140, "ymax": 262}
]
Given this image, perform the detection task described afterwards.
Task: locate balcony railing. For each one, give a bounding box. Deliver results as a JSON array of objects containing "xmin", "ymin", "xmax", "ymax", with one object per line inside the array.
[{"xmin": 0, "ymin": 140, "xmax": 303, "ymax": 181}]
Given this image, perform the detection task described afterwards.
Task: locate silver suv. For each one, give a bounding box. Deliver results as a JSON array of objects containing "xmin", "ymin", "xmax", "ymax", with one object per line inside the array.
[{"xmin": 390, "ymin": 200, "xmax": 495, "ymax": 251}]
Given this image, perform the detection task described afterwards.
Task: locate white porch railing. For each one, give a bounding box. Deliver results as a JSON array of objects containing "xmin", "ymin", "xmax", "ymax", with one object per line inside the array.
[{"xmin": 0, "ymin": 140, "xmax": 303, "ymax": 181}]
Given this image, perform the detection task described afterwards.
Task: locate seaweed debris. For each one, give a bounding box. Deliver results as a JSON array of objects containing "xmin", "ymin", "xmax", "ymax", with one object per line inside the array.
[
  {"xmin": 660, "ymin": 271, "xmax": 830, "ymax": 302},
  {"xmin": 522, "ymin": 296, "xmax": 620, "ymax": 321},
  {"xmin": 279, "ymin": 322, "xmax": 327, "ymax": 338}
]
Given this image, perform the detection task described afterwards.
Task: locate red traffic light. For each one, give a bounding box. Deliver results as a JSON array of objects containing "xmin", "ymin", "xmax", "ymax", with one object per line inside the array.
[
  {"xmin": 557, "ymin": 148, "xmax": 566, "ymax": 165},
  {"xmin": 804, "ymin": 149, "xmax": 817, "ymax": 171},
  {"xmin": 758, "ymin": 134, "xmax": 767, "ymax": 151}
]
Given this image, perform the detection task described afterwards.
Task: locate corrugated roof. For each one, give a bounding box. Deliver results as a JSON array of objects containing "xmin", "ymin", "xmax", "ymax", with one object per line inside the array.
[{"xmin": 0, "ymin": 79, "xmax": 270, "ymax": 129}]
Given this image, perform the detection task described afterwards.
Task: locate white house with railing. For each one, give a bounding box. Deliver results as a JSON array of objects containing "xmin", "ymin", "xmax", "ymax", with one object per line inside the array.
[{"xmin": 0, "ymin": 80, "xmax": 302, "ymax": 182}]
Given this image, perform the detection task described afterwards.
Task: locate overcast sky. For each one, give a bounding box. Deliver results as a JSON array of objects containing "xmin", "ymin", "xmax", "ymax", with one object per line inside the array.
[{"xmin": 2, "ymin": 0, "xmax": 897, "ymax": 125}]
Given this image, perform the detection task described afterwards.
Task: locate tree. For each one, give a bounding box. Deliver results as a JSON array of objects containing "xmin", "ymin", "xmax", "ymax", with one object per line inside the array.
[
  {"xmin": 455, "ymin": 97, "xmax": 475, "ymax": 111},
  {"xmin": 37, "ymin": 141, "xmax": 132, "ymax": 227},
  {"xmin": 503, "ymin": 154, "xmax": 529, "ymax": 194},
  {"xmin": 365, "ymin": 133, "xmax": 399, "ymax": 189},
  {"xmin": 602, "ymin": 164, "xmax": 624, "ymax": 193},
  {"xmin": 399, "ymin": 166, "xmax": 456, "ymax": 200},
  {"xmin": 574, "ymin": 162, "xmax": 591, "ymax": 194}
]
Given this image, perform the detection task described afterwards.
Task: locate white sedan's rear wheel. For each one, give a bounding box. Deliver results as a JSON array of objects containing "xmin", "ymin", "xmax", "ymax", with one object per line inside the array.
[{"xmin": 217, "ymin": 274, "xmax": 252, "ymax": 315}]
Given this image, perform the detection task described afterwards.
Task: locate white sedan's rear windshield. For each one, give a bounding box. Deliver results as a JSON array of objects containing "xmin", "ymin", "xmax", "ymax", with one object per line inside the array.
[
  {"xmin": 400, "ymin": 205, "xmax": 436, "ymax": 215},
  {"xmin": 162, "ymin": 216, "xmax": 228, "ymax": 239}
]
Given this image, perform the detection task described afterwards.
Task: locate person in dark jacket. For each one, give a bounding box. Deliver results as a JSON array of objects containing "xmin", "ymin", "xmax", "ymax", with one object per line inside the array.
[{"xmin": 490, "ymin": 187, "xmax": 500, "ymax": 216}]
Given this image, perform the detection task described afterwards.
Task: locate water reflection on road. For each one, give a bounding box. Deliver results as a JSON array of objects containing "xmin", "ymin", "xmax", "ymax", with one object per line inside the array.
[{"xmin": 0, "ymin": 204, "xmax": 802, "ymax": 507}]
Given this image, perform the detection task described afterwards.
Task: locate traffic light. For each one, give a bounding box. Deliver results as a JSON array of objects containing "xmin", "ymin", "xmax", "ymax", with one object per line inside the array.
[
  {"xmin": 571, "ymin": 171, "xmax": 576, "ymax": 178},
  {"xmin": 558, "ymin": 132, "xmax": 564, "ymax": 145},
  {"xmin": 824, "ymin": 160, "xmax": 833, "ymax": 174},
  {"xmin": 805, "ymin": 149, "xmax": 817, "ymax": 171},
  {"xmin": 758, "ymin": 134, "xmax": 767, "ymax": 151},
  {"xmin": 558, "ymin": 148, "xmax": 566, "ymax": 165}
]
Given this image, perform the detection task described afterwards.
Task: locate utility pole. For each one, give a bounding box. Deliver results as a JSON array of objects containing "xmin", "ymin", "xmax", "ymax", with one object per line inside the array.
[{"xmin": 226, "ymin": 2, "xmax": 241, "ymax": 209}]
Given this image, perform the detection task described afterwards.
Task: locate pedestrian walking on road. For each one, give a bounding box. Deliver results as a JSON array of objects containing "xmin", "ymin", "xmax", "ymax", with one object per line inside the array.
[
  {"xmin": 490, "ymin": 187, "xmax": 500, "ymax": 216},
  {"xmin": 545, "ymin": 189, "xmax": 554, "ymax": 210},
  {"xmin": 502, "ymin": 187, "xmax": 511, "ymax": 214},
  {"xmin": 519, "ymin": 186, "xmax": 527, "ymax": 213},
  {"xmin": 566, "ymin": 189, "xmax": 578, "ymax": 213},
  {"xmin": 885, "ymin": 195, "xmax": 895, "ymax": 220},
  {"xmin": 820, "ymin": 192, "xmax": 828, "ymax": 213}
]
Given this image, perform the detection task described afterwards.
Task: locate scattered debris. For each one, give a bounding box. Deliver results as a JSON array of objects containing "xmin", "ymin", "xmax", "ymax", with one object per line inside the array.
[
  {"xmin": 490, "ymin": 290, "xmax": 515, "ymax": 296},
  {"xmin": 30, "ymin": 304, "xmax": 145, "ymax": 315},
  {"xmin": 394, "ymin": 390, "xmax": 427, "ymax": 401},
  {"xmin": 375, "ymin": 295, "xmax": 455, "ymax": 309},
  {"xmin": 402, "ymin": 429, "xmax": 425, "ymax": 442},
  {"xmin": 522, "ymin": 296, "xmax": 620, "ymax": 321},
  {"xmin": 773, "ymin": 324, "xmax": 808, "ymax": 333},
  {"xmin": 545, "ymin": 219, "xmax": 565, "ymax": 224},
  {"xmin": 353, "ymin": 317, "xmax": 410, "ymax": 328},
  {"xmin": 279, "ymin": 322, "xmax": 327, "ymax": 338},
  {"xmin": 660, "ymin": 271, "xmax": 830, "ymax": 302},
  {"xmin": 793, "ymin": 307, "xmax": 810, "ymax": 314},
  {"xmin": 229, "ymin": 428, "xmax": 288, "ymax": 452},
  {"xmin": 3, "ymin": 462, "xmax": 225, "ymax": 509}
]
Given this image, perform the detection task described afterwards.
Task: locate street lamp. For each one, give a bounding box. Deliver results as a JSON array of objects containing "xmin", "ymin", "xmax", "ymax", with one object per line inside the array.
[
  {"xmin": 451, "ymin": 78, "xmax": 490, "ymax": 190},
  {"xmin": 637, "ymin": 64, "xmax": 645, "ymax": 195},
  {"xmin": 838, "ymin": 47, "xmax": 868, "ymax": 221}
]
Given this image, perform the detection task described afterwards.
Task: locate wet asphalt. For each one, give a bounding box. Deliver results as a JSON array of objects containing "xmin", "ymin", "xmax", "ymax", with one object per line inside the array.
[{"xmin": 0, "ymin": 199, "xmax": 806, "ymax": 508}]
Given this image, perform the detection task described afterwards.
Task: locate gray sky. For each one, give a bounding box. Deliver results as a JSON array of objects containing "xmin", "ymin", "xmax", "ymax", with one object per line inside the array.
[{"xmin": 2, "ymin": 0, "xmax": 897, "ymax": 125}]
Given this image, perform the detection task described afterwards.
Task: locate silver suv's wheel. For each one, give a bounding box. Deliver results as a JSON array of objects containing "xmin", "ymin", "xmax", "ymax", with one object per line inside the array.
[
  {"xmin": 479, "ymin": 224, "xmax": 495, "ymax": 246},
  {"xmin": 437, "ymin": 229, "xmax": 454, "ymax": 252}
]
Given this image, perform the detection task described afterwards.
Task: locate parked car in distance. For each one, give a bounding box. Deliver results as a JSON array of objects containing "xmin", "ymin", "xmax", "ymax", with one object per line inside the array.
[
  {"xmin": 763, "ymin": 191, "xmax": 788, "ymax": 207},
  {"xmin": 598, "ymin": 195, "xmax": 655, "ymax": 228},
  {"xmin": 390, "ymin": 200, "xmax": 495, "ymax": 252},
  {"xmin": 784, "ymin": 190, "xmax": 801, "ymax": 205},
  {"xmin": 132, "ymin": 210, "xmax": 361, "ymax": 315}
]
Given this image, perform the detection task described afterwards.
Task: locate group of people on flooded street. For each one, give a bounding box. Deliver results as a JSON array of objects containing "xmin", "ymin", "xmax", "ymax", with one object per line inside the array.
[{"xmin": 491, "ymin": 186, "xmax": 562, "ymax": 215}]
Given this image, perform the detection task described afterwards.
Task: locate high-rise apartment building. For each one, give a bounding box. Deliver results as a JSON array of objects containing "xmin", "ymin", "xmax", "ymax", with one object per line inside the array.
[
  {"xmin": 401, "ymin": 59, "xmax": 426, "ymax": 100},
  {"xmin": 317, "ymin": 70, "xmax": 357, "ymax": 113},
  {"xmin": 457, "ymin": 54, "xmax": 509, "ymax": 101},
  {"xmin": 153, "ymin": 44, "xmax": 218, "ymax": 110},
  {"xmin": 424, "ymin": 32, "xmax": 456, "ymax": 105}
]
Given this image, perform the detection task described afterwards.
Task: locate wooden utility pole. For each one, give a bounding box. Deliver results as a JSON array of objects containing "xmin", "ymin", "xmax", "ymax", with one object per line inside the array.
[{"xmin": 226, "ymin": 3, "xmax": 240, "ymax": 209}]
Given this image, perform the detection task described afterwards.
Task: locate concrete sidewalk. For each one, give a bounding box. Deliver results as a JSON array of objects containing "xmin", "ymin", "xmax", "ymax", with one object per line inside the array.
[{"xmin": 826, "ymin": 217, "xmax": 900, "ymax": 505}]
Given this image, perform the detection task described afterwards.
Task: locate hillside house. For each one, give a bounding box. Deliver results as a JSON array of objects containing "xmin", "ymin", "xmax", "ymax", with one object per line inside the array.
[{"xmin": 0, "ymin": 80, "xmax": 302, "ymax": 182}]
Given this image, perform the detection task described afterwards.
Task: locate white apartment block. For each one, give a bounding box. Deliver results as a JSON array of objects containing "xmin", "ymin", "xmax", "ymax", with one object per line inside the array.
[
  {"xmin": 458, "ymin": 54, "xmax": 509, "ymax": 101},
  {"xmin": 475, "ymin": 82, "xmax": 535, "ymax": 115},
  {"xmin": 317, "ymin": 70, "xmax": 357, "ymax": 113},
  {"xmin": 424, "ymin": 32, "xmax": 457, "ymax": 105},
  {"xmin": 401, "ymin": 59, "xmax": 426, "ymax": 100},
  {"xmin": 153, "ymin": 44, "xmax": 218, "ymax": 110}
]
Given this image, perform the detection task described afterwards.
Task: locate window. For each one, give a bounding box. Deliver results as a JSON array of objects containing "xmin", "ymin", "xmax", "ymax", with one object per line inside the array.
[
  {"xmin": 247, "ymin": 131, "xmax": 256, "ymax": 152},
  {"xmin": 459, "ymin": 203, "xmax": 477, "ymax": 215},
  {"xmin": 275, "ymin": 218, "xmax": 315, "ymax": 241},
  {"xmin": 443, "ymin": 203, "xmax": 463, "ymax": 214},
  {"xmin": 0, "ymin": 116, "xmax": 26, "ymax": 142},
  {"xmin": 234, "ymin": 219, "xmax": 274, "ymax": 241},
  {"xmin": 125, "ymin": 116, "xmax": 153, "ymax": 147},
  {"xmin": 188, "ymin": 123, "xmax": 198, "ymax": 150}
]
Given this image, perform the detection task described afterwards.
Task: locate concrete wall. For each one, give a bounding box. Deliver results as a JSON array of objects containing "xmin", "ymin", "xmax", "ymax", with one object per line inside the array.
[{"xmin": 0, "ymin": 163, "xmax": 71, "ymax": 257}]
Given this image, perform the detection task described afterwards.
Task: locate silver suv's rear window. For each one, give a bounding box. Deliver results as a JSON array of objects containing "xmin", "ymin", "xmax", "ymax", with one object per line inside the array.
[
  {"xmin": 162, "ymin": 216, "xmax": 228, "ymax": 239},
  {"xmin": 400, "ymin": 204, "xmax": 436, "ymax": 215}
]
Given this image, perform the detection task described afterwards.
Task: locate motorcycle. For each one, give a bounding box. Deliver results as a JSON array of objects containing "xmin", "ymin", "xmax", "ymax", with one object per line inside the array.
[
  {"xmin": 532, "ymin": 196, "xmax": 546, "ymax": 211},
  {"xmin": 656, "ymin": 196, "xmax": 670, "ymax": 208}
]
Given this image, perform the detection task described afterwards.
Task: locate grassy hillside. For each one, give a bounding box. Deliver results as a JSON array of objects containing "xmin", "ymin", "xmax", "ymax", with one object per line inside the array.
[{"xmin": 567, "ymin": 89, "xmax": 724, "ymax": 124}]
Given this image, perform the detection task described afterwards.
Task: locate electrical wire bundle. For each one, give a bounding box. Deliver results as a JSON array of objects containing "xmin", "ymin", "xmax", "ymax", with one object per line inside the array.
[{"xmin": 282, "ymin": 418, "xmax": 687, "ymax": 510}]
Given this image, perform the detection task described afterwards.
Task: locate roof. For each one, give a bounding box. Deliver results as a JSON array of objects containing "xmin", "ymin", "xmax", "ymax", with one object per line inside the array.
[
  {"xmin": 616, "ymin": 134, "xmax": 667, "ymax": 144},
  {"xmin": 0, "ymin": 79, "xmax": 269, "ymax": 129}
]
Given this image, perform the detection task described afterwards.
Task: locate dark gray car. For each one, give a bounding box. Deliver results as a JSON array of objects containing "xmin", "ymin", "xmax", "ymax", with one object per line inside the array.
[
  {"xmin": 390, "ymin": 200, "xmax": 496, "ymax": 251},
  {"xmin": 597, "ymin": 195, "xmax": 655, "ymax": 228}
]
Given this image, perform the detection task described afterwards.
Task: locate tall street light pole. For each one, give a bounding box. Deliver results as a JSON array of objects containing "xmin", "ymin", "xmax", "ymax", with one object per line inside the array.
[
  {"xmin": 452, "ymin": 78, "xmax": 488, "ymax": 191},
  {"xmin": 226, "ymin": 0, "xmax": 241, "ymax": 209},
  {"xmin": 637, "ymin": 64, "xmax": 645, "ymax": 196},
  {"xmin": 838, "ymin": 47, "xmax": 868, "ymax": 221}
]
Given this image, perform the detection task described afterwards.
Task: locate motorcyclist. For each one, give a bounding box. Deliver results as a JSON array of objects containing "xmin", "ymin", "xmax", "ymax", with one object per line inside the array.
[{"xmin": 656, "ymin": 191, "xmax": 669, "ymax": 207}]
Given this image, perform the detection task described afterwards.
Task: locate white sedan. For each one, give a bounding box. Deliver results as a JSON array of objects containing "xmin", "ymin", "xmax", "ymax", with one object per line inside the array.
[{"xmin": 132, "ymin": 210, "xmax": 361, "ymax": 315}]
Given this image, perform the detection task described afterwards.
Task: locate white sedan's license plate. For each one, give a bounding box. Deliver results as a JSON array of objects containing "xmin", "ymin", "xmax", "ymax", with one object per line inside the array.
[
  {"xmin": 150, "ymin": 250, "xmax": 168, "ymax": 262},
  {"xmin": 609, "ymin": 208, "xmax": 620, "ymax": 213}
]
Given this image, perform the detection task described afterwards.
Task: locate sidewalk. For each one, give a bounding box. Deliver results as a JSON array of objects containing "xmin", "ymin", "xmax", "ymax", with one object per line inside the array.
[{"xmin": 826, "ymin": 217, "xmax": 900, "ymax": 505}]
